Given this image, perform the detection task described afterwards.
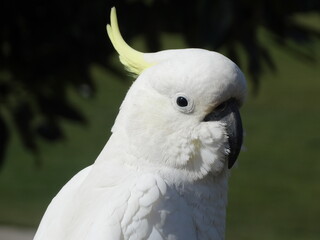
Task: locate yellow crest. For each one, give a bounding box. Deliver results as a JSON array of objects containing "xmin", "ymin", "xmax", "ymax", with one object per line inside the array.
[{"xmin": 106, "ymin": 7, "xmax": 152, "ymax": 75}]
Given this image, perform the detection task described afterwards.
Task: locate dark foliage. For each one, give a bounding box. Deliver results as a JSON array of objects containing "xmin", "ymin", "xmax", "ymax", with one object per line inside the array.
[{"xmin": 0, "ymin": 0, "xmax": 319, "ymax": 167}]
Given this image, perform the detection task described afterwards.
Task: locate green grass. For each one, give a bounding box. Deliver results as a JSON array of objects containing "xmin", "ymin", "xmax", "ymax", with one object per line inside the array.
[
  {"xmin": 226, "ymin": 36, "xmax": 320, "ymax": 239},
  {"xmin": 0, "ymin": 32, "xmax": 320, "ymax": 240}
]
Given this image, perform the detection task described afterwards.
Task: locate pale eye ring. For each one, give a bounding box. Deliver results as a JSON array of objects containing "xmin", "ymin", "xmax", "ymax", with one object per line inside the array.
[{"xmin": 173, "ymin": 93, "xmax": 194, "ymax": 113}]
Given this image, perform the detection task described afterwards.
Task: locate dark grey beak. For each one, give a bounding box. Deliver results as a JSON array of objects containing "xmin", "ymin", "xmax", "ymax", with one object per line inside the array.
[{"xmin": 203, "ymin": 98, "xmax": 243, "ymax": 169}]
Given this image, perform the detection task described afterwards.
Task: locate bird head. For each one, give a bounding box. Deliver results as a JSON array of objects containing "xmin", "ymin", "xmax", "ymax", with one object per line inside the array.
[{"xmin": 107, "ymin": 8, "xmax": 246, "ymax": 182}]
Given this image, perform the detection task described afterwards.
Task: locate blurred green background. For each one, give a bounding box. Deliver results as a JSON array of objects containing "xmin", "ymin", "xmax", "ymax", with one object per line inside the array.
[{"xmin": 1, "ymin": 0, "xmax": 320, "ymax": 239}]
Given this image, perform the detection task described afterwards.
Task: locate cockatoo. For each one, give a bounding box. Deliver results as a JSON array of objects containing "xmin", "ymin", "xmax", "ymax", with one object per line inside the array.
[{"xmin": 34, "ymin": 7, "xmax": 246, "ymax": 240}]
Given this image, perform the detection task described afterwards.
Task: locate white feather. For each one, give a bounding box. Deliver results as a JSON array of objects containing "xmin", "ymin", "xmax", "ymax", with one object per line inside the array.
[{"xmin": 34, "ymin": 47, "xmax": 246, "ymax": 240}]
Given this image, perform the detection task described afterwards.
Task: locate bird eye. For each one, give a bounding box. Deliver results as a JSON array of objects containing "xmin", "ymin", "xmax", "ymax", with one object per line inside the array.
[
  {"xmin": 173, "ymin": 93, "xmax": 194, "ymax": 113},
  {"xmin": 176, "ymin": 96, "xmax": 188, "ymax": 107}
]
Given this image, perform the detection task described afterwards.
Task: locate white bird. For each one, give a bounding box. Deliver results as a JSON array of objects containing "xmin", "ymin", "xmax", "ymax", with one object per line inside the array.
[{"xmin": 34, "ymin": 7, "xmax": 246, "ymax": 240}]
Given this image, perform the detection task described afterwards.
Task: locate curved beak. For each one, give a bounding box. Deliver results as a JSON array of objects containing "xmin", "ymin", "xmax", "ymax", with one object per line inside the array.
[
  {"xmin": 203, "ymin": 98, "xmax": 243, "ymax": 169},
  {"xmin": 224, "ymin": 100, "xmax": 243, "ymax": 168}
]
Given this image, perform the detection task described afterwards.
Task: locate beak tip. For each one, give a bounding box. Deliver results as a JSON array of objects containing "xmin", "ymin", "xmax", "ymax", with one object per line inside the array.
[{"xmin": 227, "ymin": 151, "xmax": 239, "ymax": 169}]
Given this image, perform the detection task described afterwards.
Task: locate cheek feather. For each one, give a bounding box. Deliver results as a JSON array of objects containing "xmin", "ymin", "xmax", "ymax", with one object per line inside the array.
[
  {"xmin": 160, "ymin": 121, "xmax": 228, "ymax": 180},
  {"xmin": 194, "ymin": 122, "xmax": 229, "ymax": 175}
]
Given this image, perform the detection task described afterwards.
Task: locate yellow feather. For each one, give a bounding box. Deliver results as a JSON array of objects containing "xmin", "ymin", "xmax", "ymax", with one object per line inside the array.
[{"xmin": 106, "ymin": 7, "xmax": 153, "ymax": 75}]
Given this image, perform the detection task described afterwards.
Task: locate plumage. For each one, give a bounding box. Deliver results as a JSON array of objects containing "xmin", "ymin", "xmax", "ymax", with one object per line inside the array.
[{"xmin": 34, "ymin": 7, "xmax": 246, "ymax": 240}]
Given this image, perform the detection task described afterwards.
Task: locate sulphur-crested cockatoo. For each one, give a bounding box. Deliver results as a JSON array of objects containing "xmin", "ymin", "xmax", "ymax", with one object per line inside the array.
[{"xmin": 34, "ymin": 7, "xmax": 246, "ymax": 240}]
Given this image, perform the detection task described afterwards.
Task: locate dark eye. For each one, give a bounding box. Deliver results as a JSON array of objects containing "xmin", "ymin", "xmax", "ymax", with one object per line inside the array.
[
  {"xmin": 176, "ymin": 96, "xmax": 188, "ymax": 107},
  {"xmin": 173, "ymin": 93, "xmax": 194, "ymax": 113}
]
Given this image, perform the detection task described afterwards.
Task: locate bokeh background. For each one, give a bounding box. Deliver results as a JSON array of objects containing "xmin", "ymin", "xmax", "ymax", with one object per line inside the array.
[{"xmin": 1, "ymin": 0, "xmax": 320, "ymax": 239}]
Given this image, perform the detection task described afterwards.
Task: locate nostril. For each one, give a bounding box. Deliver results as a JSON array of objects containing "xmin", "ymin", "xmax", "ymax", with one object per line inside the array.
[
  {"xmin": 214, "ymin": 102, "xmax": 227, "ymax": 112},
  {"xmin": 203, "ymin": 98, "xmax": 237, "ymax": 122}
]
